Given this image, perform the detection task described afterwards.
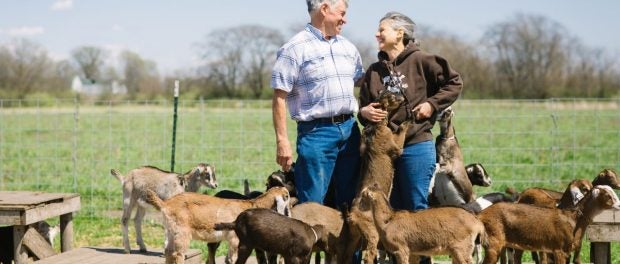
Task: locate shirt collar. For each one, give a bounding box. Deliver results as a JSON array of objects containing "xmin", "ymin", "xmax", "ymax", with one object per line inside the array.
[{"xmin": 305, "ymin": 23, "xmax": 339, "ymax": 42}]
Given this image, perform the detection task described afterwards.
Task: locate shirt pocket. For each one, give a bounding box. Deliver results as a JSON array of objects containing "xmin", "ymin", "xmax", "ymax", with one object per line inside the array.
[{"xmin": 300, "ymin": 56, "xmax": 325, "ymax": 83}]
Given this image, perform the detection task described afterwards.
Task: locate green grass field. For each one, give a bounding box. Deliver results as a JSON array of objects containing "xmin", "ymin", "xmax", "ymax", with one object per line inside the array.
[{"xmin": 1, "ymin": 98, "xmax": 619, "ymax": 262}]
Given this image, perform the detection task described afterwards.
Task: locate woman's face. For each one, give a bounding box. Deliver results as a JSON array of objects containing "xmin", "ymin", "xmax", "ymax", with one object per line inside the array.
[{"xmin": 375, "ymin": 20, "xmax": 402, "ymax": 51}]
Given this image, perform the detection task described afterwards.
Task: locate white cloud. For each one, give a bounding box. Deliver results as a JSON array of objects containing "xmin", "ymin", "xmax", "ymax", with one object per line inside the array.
[
  {"xmin": 7, "ymin": 26, "xmax": 45, "ymax": 37},
  {"xmin": 51, "ymin": 0, "xmax": 73, "ymax": 11}
]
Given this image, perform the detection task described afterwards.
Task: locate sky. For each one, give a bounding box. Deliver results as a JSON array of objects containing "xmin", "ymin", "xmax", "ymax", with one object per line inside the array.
[{"xmin": 1, "ymin": 0, "xmax": 619, "ymax": 75}]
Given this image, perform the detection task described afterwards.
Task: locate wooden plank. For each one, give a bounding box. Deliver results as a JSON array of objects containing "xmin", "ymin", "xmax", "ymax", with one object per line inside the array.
[
  {"xmin": 23, "ymin": 196, "xmax": 80, "ymax": 225},
  {"xmin": 0, "ymin": 192, "xmax": 78, "ymax": 206},
  {"xmin": 0, "ymin": 210, "xmax": 23, "ymax": 225},
  {"xmin": 23, "ymin": 226, "xmax": 57, "ymax": 260},
  {"xmin": 34, "ymin": 247, "xmax": 202, "ymax": 264},
  {"xmin": 13, "ymin": 225, "xmax": 28, "ymax": 264},
  {"xmin": 586, "ymin": 224, "xmax": 620, "ymax": 242},
  {"xmin": 590, "ymin": 242, "xmax": 611, "ymax": 264},
  {"xmin": 592, "ymin": 209, "xmax": 620, "ymax": 223},
  {"xmin": 60, "ymin": 213, "xmax": 73, "ymax": 252}
]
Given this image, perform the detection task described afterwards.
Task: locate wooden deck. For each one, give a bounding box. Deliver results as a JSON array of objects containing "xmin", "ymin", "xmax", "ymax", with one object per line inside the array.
[{"xmin": 34, "ymin": 247, "xmax": 202, "ymax": 264}]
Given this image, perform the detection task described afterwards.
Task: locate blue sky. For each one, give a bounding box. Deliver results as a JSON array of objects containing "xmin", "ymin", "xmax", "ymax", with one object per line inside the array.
[{"xmin": 1, "ymin": 0, "xmax": 619, "ymax": 74}]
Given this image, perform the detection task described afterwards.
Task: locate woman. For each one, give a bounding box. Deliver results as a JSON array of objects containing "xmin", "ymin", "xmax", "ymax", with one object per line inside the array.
[{"xmin": 358, "ymin": 11, "xmax": 463, "ymax": 212}]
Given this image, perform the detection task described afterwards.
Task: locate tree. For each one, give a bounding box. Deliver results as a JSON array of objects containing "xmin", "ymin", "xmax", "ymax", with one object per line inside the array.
[
  {"xmin": 71, "ymin": 46, "xmax": 106, "ymax": 83},
  {"xmin": 197, "ymin": 24, "xmax": 283, "ymax": 98},
  {"xmin": 120, "ymin": 50, "xmax": 161, "ymax": 99},
  {"xmin": 483, "ymin": 14, "xmax": 570, "ymax": 98},
  {"xmin": 0, "ymin": 39, "xmax": 50, "ymax": 98}
]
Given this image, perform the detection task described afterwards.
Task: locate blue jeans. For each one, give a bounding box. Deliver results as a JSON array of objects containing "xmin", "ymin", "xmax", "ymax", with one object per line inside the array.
[
  {"xmin": 294, "ymin": 117, "xmax": 360, "ymax": 208},
  {"xmin": 390, "ymin": 140, "xmax": 436, "ymax": 211}
]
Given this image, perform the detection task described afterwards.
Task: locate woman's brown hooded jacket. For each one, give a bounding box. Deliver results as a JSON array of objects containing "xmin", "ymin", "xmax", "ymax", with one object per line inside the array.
[{"xmin": 358, "ymin": 42, "xmax": 463, "ymax": 146}]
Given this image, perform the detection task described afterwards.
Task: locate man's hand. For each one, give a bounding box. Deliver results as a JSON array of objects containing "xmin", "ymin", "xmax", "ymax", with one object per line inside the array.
[
  {"xmin": 412, "ymin": 102, "xmax": 434, "ymax": 121},
  {"xmin": 276, "ymin": 139, "xmax": 293, "ymax": 172}
]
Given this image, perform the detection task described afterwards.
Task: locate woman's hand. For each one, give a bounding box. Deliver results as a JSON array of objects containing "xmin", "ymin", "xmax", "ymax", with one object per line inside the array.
[
  {"xmin": 412, "ymin": 102, "xmax": 434, "ymax": 120},
  {"xmin": 361, "ymin": 102, "xmax": 388, "ymax": 123}
]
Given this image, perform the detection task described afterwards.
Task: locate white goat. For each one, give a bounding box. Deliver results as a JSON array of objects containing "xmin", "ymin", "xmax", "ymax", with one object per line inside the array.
[{"xmin": 110, "ymin": 163, "xmax": 217, "ymax": 253}]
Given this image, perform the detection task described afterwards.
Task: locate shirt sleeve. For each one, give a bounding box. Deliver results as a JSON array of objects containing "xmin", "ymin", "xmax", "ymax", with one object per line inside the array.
[{"xmin": 271, "ymin": 47, "xmax": 299, "ymax": 93}]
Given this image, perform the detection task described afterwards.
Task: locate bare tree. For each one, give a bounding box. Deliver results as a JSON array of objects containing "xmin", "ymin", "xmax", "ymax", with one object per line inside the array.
[
  {"xmin": 120, "ymin": 50, "xmax": 161, "ymax": 99},
  {"xmin": 0, "ymin": 39, "xmax": 50, "ymax": 98},
  {"xmin": 483, "ymin": 13, "xmax": 570, "ymax": 98},
  {"xmin": 197, "ymin": 24, "xmax": 283, "ymax": 98},
  {"xmin": 71, "ymin": 46, "xmax": 106, "ymax": 83}
]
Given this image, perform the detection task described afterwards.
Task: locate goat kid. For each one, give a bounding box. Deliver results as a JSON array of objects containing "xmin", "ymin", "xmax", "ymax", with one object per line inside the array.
[
  {"xmin": 344, "ymin": 88, "xmax": 412, "ymax": 264},
  {"xmin": 291, "ymin": 202, "xmax": 344, "ymax": 264},
  {"xmin": 361, "ymin": 187, "xmax": 486, "ymax": 264},
  {"xmin": 480, "ymin": 185, "xmax": 620, "ymax": 264},
  {"xmin": 215, "ymin": 208, "xmax": 324, "ymax": 264},
  {"xmin": 110, "ymin": 163, "xmax": 217, "ymax": 253},
  {"xmin": 145, "ymin": 186, "xmax": 290, "ymax": 264},
  {"xmin": 431, "ymin": 106, "xmax": 474, "ymax": 206}
]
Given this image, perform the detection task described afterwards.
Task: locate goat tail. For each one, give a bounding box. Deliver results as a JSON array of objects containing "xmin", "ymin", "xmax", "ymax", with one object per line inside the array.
[
  {"xmin": 213, "ymin": 222, "xmax": 235, "ymax": 231},
  {"xmin": 110, "ymin": 169, "xmax": 124, "ymax": 183},
  {"xmin": 145, "ymin": 190, "xmax": 165, "ymax": 211}
]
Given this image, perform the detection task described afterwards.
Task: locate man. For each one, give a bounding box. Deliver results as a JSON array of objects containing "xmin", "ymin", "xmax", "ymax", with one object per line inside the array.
[{"xmin": 271, "ymin": 0, "xmax": 363, "ymax": 208}]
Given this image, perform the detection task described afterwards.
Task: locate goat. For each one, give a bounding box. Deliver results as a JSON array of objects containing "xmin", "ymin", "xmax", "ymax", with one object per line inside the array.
[
  {"xmin": 517, "ymin": 168, "xmax": 619, "ymax": 209},
  {"xmin": 361, "ymin": 187, "xmax": 486, "ymax": 264},
  {"xmin": 215, "ymin": 208, "xmax": 324, "ymax": 264},
  {"xmin": 466, "ymin": 163, "xmax": 492, "ymax": 187},
  {"xmin": 480, "ymin": 185, "xmax": 620, "ymax": 264},
  {"xmin": 145, "ymin": 186, "xmax": 291, "ymax": 264},
  {"xmin": 430, "ymin": 107, "xmax": 474, "ymax": 206},
  {"xmin": 291, "ymin": 202, "xmax": 344, "ymax": 264},
  {"xmin": 110, "ymin": 163, "xmax": 217, "ymax": 253},
  {"xmin": 344, "ymin": 88, "xmax": 412, "ymax": 264},
  {"xmin": 461, "ymin": 191, "xmax": 516, "ymax": 214}
]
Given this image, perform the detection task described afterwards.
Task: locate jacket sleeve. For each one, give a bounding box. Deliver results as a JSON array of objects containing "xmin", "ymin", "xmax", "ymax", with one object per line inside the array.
[
  {"xmin": 425, "ymin": 54, "xmax": 463, "ymax": 112},
  {"xmin": 357, "ymin": 69, "xmax": 373, "ymax": 127}
]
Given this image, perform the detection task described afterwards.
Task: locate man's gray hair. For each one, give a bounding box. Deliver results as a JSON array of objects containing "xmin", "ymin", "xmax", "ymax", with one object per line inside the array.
[
  {"xmin": 380, "ymin": 11, "xmax": 418, "ymax": 46},
  {"xmin": 306, "ymin": 0, "xmax": 349, "ymax": 14}
]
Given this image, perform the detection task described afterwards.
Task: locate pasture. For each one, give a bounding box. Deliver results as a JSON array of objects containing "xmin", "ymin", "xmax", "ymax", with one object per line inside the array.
[{"xmin": 1, "ymin": 98, "xmax": 619, "ymax": 262}]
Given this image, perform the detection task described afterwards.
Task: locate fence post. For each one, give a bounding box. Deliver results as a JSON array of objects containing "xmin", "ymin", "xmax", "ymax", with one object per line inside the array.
[{"xmin": 171, "ymin": 80, "xmax": 179, "ymax": 172}]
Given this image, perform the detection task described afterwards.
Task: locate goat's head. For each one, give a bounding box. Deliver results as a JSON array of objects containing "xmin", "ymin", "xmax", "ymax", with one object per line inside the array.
[
  {"xmin": 260, "ymin": 186, "xmax": 292, "ymax": 217},
  {"xmin": 466, "ymin": 163, "xmax": 492, "ymax": 187},
  {"xmin": 565, "ymin": 179, "xmax": 593, "ymax": 206},
  {"xmin": 592, "ymin": 168, "xmax": 620, "ymax": 189},
  {"xmin": 376, "ymin": 89, "xmax": 405, "ymax": 112},
  {"xmin": 189, "ymin": 163, "xmax": 217, "ymax": 189},
  {"xmin": 590, "ymin": 185, "xmax": 620, "ymax": 210},
  {"xmin": 266, "ymin": 165, "xmax": 296, "ymax": 196}
]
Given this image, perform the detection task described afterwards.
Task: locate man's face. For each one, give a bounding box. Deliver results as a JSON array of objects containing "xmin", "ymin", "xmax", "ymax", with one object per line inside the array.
[{"xmin": 322, "ymin": 0, "xmax": 347, "ymax": 37}]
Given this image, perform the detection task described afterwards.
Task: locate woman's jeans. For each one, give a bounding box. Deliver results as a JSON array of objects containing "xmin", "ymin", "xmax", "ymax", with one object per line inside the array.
[
  {"xmin": 294, "ymin": 117, "xmax": 360, "ymax": 208},
  {"xmin": 390, "ymin": 140, "xmax": 436, "ymax": 211}
]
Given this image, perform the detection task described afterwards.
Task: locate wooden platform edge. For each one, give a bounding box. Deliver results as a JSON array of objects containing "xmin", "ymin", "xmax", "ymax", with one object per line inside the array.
[{"xmin": 34, "ymin": 247, "xmax": 202, "ymax": 264}]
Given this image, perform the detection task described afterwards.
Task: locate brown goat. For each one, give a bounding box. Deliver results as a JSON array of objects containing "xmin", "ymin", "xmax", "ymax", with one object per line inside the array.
[
  {"xmin": 430, "ymin": 106, "xmax": 474, "ymax": 206},
  {"xmin": 344, "ymin": 89, "xmax": 412, "ymax": 264},
  {"xmin": 361, "ymin": 187, "xmax": 486, "ymax": 264},
  {"xmin": 215, "ymin": 208, "xmax": 324, "ymax": 264},
  {"xmin": 291, "ymin": 202, "xmax": 344, "ymax": 264},
  {"xmin": 480, "ymin": 185, "xmax": 620, "ymax": 264},
  {"xmin": 145, "ymin": 186, "xmax": 291, "ymax": 264}
]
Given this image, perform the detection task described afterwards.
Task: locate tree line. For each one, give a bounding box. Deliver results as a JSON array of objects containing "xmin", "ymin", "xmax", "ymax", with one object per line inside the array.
[{"xmin": 0, "ymin": 13, "xmax": 618, "ymax": 101}]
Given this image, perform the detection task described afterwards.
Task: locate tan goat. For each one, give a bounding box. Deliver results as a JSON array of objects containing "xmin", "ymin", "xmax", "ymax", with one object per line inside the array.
[
  {"xmin": 110, "ymin": 163, "xmax": 217, "ymax": 253},
  {"xmin": 480, "ymin": 185, "xmax": 620, "ymax": 264},
  {"xmin": 145, "ymin": 186, "xmax": 291, "ymax": 264},
  {"xmin": 291, "ymin": 202, "xmax": 344, "ymax": 264},
  {"xmin": 344, "ymin": 89, "xmax": 412, "ymax": 264},
  {"xmin": 361, "ymin": 187, "xmax": 486, "ymax": 264}
]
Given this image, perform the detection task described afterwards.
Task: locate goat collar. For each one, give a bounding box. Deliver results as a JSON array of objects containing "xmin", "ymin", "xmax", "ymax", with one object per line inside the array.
[{"xmin": 309, "ymin": 226, "xmax": 319, "ymax": 243}]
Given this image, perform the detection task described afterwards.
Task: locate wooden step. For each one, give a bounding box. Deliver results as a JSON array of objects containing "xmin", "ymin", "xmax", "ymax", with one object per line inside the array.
[{"xmin": 34, "ymin": 247, "xmax": 201, "ymax": 264}]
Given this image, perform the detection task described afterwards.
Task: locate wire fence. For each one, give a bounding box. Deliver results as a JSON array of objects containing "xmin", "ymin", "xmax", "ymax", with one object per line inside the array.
[{"xmin": 0, "ymin": 97, "xmax": 619, "ymax": 219}]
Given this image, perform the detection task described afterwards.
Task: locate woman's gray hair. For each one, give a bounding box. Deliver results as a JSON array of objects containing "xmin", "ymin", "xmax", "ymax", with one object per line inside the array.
[
  {"xmin": 306, "ymin": 0, "xmax": 349, "ymax": 14},
  {"xmin": 380, "ymin": 11, "xmax": 419, "ymax": 46}
]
